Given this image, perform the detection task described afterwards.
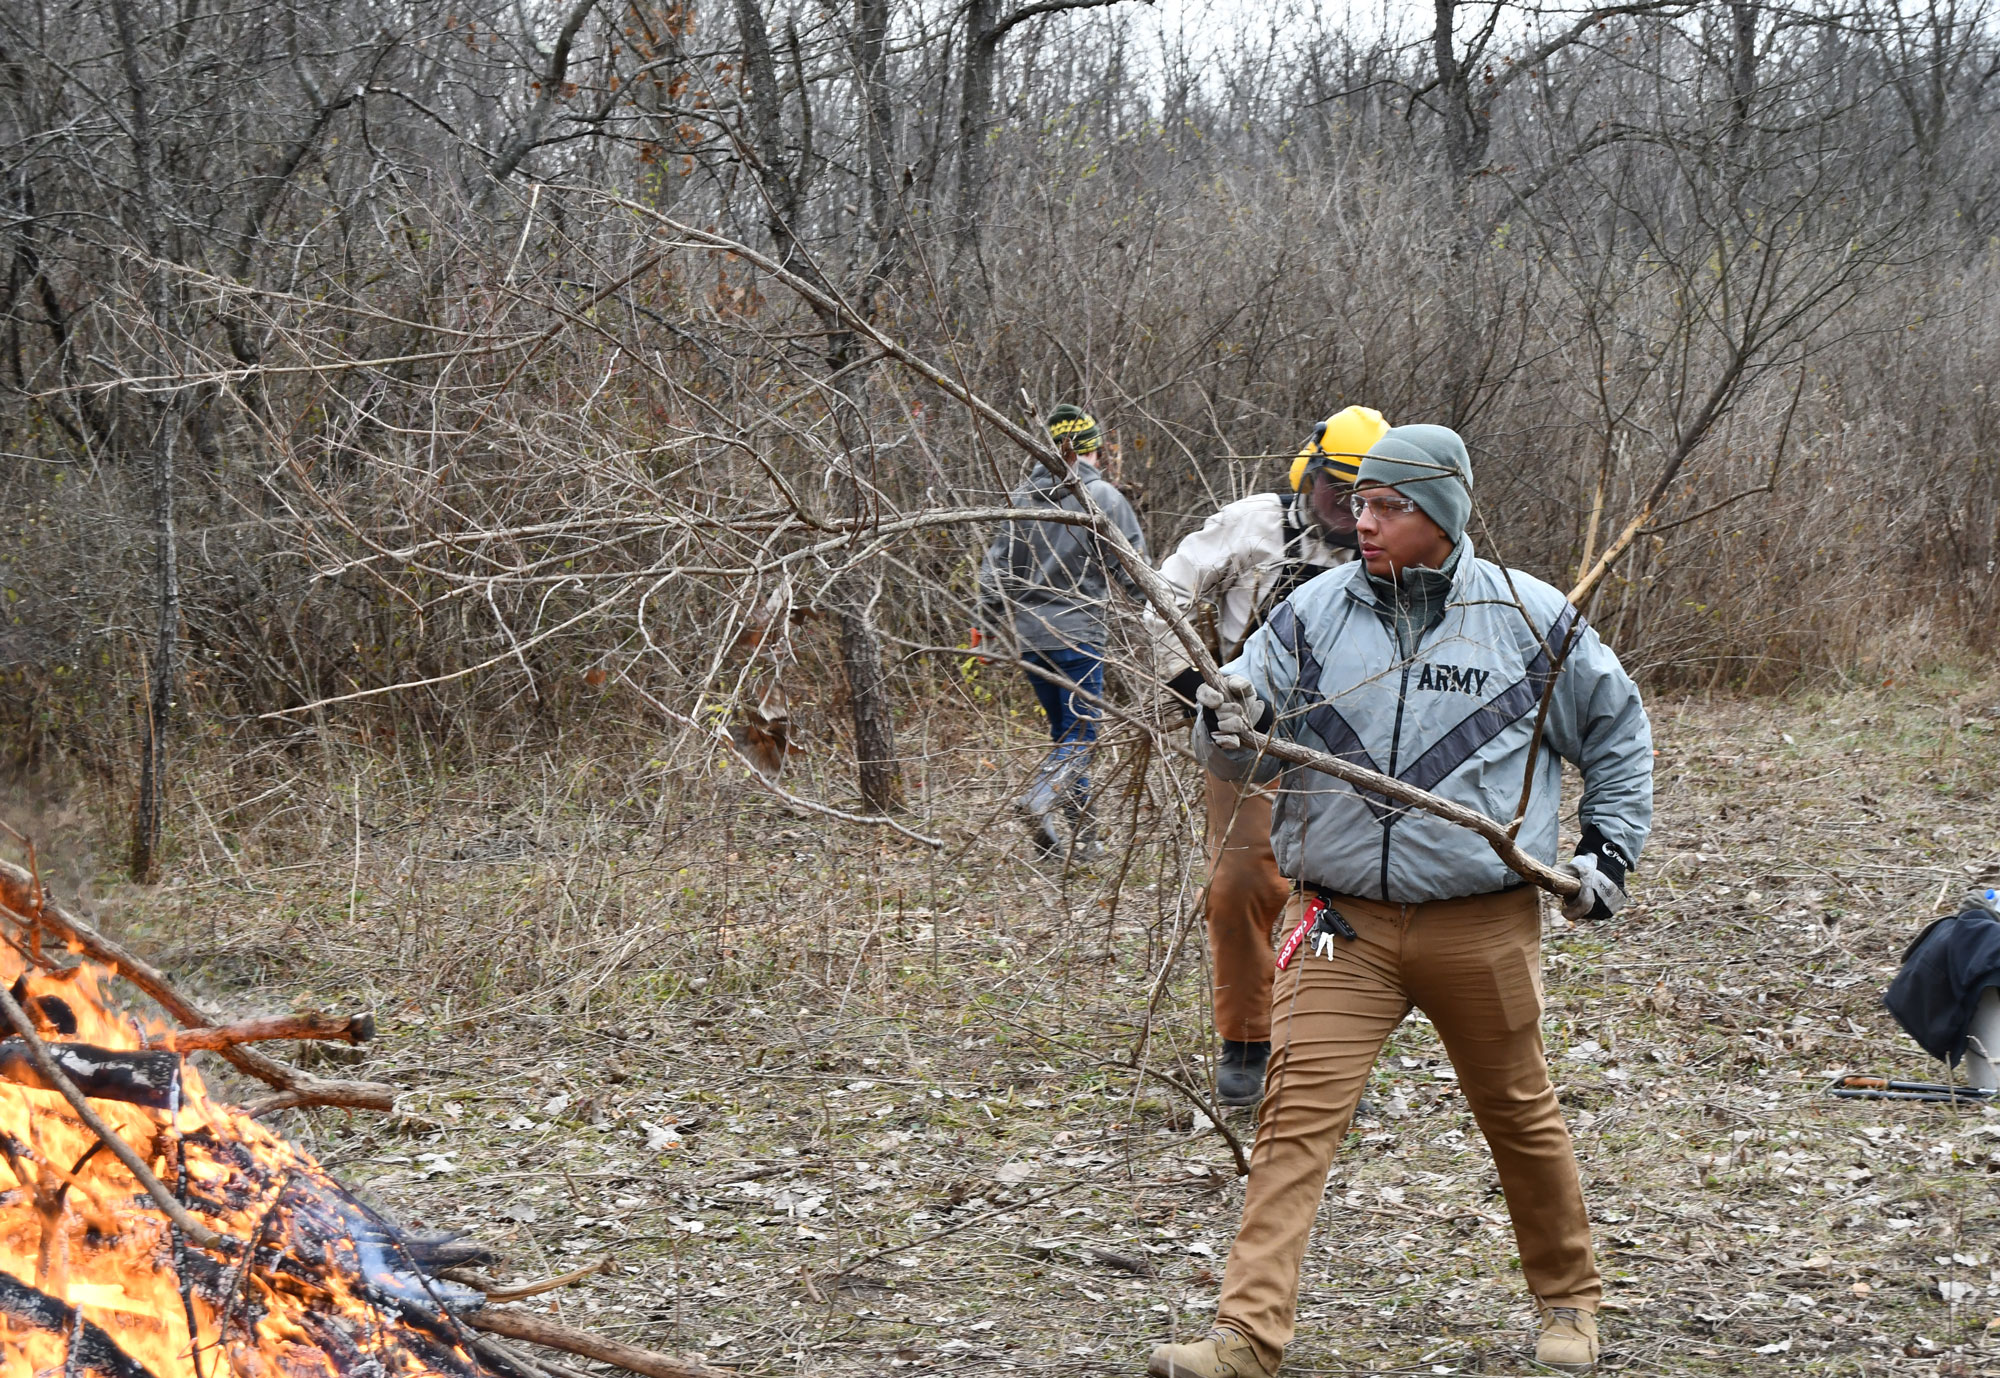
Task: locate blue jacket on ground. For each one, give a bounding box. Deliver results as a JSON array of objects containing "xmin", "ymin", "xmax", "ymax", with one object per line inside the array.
[{"xmin": 1193, "ymin": 538, "xmax": 1653, "ymax": 904}]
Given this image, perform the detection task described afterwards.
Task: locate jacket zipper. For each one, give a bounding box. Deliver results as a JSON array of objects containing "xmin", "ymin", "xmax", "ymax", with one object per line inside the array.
[{"xmin": 1379, "ymin": 660, "xmax": 1413, "ymax": 899}]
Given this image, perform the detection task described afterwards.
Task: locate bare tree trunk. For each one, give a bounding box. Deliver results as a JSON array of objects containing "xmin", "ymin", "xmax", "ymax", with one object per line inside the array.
[
  {"xmin": 131, "ymin": 416, "xmax": 180, "ymax": 883},
  {"xmin": 955, "ymin": 0, "xmax": 1134, "ymax": 246},
  {"xmin": 955, "ymin": 0, "xmax": 1002, "ymax": 249},
  {"xmin": 483, "ymin": 0, "xmax": 599, "ymax": 194},
  {"xmin": 736, "ymin": 0, "xmax": 904, "ymax": 810},
  {"xmin": 854, "ymin": 0, "xmax": 898, "ymax": 283},
  {"xmin": 733, "ymin": 0, "xmax": 802, "ymax": 238},
  {"xmin": 1432, "ymin": 0, "xmax": 1488, "ymax": 189},
  {"xmin": 844, "ymin": 0, "xmax": 905, "ymax": 811},
  {"xmin": 110, "ymin": 0, "xmax": 179, "ymax": 884},
  {"xmin": 826, "ymin": 375, "xmax": 904, "ymax": 810},
  {"xmin": 1728, "ymin": 0, "xmax": 1759, "ymax": 150},
  {"xmin": 834, "ymin": 574, "xmax": 902, "ymax": 811}
]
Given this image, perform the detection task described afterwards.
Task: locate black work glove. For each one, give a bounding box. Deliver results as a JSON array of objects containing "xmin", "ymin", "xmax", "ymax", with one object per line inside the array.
[
  {"xmin": 1561, "ymin": 825, "xmax": 1633, "ymax": 921},
  {"xmin": 1163, "ymin": 666, "xmax": 1203, "ymax": 718}
]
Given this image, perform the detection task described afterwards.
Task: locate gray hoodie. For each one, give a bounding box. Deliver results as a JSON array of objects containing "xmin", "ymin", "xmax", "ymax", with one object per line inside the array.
[{"xmin": 978, "ymin": 460, "xmax": 1147, "ymax": 652}]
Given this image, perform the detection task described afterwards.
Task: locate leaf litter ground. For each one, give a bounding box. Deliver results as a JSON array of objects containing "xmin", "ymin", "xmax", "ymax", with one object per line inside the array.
[{"xmin": 37, "ymin": 672, "xmax": 2000, "ymax": 1377}]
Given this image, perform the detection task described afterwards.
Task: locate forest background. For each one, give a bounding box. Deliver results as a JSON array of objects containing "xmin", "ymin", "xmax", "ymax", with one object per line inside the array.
[
  {"xmin": 3, "ymin": 0, "xmax": 1998, "ymax": 858},
  {"xmin": 1, "ymin": 0, "xmax": 2000, "ymax": 1372}
]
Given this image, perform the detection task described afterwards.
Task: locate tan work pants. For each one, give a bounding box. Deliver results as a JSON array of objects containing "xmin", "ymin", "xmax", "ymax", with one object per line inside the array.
[
  {"xmin": 1203, "ymin": 775, "xmax": 1292, "ymax": 1042},
  {"xmin": 1215, "ymin": 888, "xmax": 1600, "ymax": 1373}
]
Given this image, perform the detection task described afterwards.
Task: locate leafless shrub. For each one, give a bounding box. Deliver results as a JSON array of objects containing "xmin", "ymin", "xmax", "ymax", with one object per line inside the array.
[{"xmin": 0, "ymin": 0, "xmax": 1997, "ymax": 856}]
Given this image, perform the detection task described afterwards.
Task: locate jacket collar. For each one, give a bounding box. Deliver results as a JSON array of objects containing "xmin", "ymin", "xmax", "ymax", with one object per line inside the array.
[{"xmin": 1346, "ymin": 535, "xmax": 1476, "ymax": 609}]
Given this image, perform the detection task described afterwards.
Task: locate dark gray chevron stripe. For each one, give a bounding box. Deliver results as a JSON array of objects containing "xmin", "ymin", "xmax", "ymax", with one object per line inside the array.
[
  {"xmin": 1400, "ymin": 604, "xmax": 1581, "ymax": 794},
  {"xmin": 1268, "ymin": 597, "xmax": 1584, "ymax": 817},
  {"xmin": 1269, "ymin": 600, "xmax": 1395, "ymax": 821}
]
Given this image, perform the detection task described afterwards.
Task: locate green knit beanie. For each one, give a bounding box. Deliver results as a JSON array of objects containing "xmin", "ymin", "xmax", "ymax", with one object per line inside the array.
[
  {"xmin": 1046, "ymin": 404, "xmax": 1102, "ymax": 455},
  {"xmin": 1356, "ymin": 424, "xmax": 1473, "ymax": 543}
]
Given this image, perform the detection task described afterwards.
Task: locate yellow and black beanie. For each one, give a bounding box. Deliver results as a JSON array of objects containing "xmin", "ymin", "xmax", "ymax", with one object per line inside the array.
[{"xmin": 1046, "ymin": 404, "xmax": 1102, "ymax": 455}]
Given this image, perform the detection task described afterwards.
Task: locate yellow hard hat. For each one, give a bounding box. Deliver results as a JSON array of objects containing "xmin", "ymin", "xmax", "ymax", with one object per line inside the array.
[{"xmin": 1289, "ymin": 406, "xmax": 1391, "ymax": 491}]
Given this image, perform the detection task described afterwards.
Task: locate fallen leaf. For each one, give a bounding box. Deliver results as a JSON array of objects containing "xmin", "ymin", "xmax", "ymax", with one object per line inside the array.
[{"xmin": 729, "ymin": 706, "xmax": 793, "ymax": 779}]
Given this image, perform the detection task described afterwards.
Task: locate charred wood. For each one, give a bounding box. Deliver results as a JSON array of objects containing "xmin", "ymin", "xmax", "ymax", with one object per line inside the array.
[
  {"xmin": 9, "ymin": 974, "xmax": 77, "ymax": 1032},
  {"xmin": 0, "ymin": 981, "xmax": 230, "ymax": 1250},
  {"xmin": 397, "ymin": 1227, "xmax": 500, "ymax": 1271},
  {"xmin": 0, "ymin": 1267, "xmax": 161, "ymax": 1378},
  {"xmin": 0, "ymin": 1036, "xmax": 181, "ymax": 1109}
]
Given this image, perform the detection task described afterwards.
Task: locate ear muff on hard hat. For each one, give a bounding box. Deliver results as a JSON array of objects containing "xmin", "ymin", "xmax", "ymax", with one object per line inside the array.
[{"xmin": 1289, "ymin": 405, "xmax": 1391, "ymax": 491}]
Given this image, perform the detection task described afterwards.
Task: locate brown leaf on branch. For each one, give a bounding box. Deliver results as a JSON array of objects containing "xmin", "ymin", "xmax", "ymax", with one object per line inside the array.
[{"xmin": 728, "ymin": 705, "xmax": 795, "ymax": 779}]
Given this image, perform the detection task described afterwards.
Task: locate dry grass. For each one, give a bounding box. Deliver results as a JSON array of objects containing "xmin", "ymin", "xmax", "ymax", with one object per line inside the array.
[{"xmin": 9, "ymin": 667, "xmax": 2000, "ymax": 1376}]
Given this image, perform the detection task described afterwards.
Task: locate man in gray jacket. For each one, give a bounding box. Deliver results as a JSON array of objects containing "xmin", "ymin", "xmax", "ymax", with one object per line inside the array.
[
  {"xmin": 1149, "ymin": 424, "xmax": 1651, "ymax": 1378},
  {"xmin": 978, "ymin": 406, "xmax": 1147, "ymax": 855}
]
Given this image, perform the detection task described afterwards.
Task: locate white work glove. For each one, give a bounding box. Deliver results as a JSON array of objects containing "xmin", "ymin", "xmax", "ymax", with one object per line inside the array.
[
  {"xmin": 1559, "ymin": 852, "xmax": 1627, "ymax": 922},
  {"xmin": 1195, "ymin": 673, "xmax": 1263, "ymax": 750}
]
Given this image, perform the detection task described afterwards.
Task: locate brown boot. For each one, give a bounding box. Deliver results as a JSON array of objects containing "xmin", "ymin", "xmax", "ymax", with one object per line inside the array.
[
  {"xmin": 1534, "ymin": 1306, "xmax": 1599, "ymax": 1372},
  {"xmin": 1147, "ymin": 1327, "xmax": 1275, "ymax": 1378}
]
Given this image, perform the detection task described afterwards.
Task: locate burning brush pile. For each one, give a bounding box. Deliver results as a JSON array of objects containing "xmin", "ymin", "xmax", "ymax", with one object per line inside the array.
[{"xmin": 0, "ymin": 853, "xmax": 719, "ymax": 1378}]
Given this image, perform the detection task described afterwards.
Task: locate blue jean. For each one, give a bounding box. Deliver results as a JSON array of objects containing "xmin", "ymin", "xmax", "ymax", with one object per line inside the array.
[{"xmin": 1020, "ymin": 645, "xmax": 1103, "ymax": 812}]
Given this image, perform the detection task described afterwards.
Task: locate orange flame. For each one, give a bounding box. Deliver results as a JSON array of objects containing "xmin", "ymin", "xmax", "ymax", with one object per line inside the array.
[{"xmin": 0, "ymin": 947, "xmax": 487, "ymax": 1377}]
